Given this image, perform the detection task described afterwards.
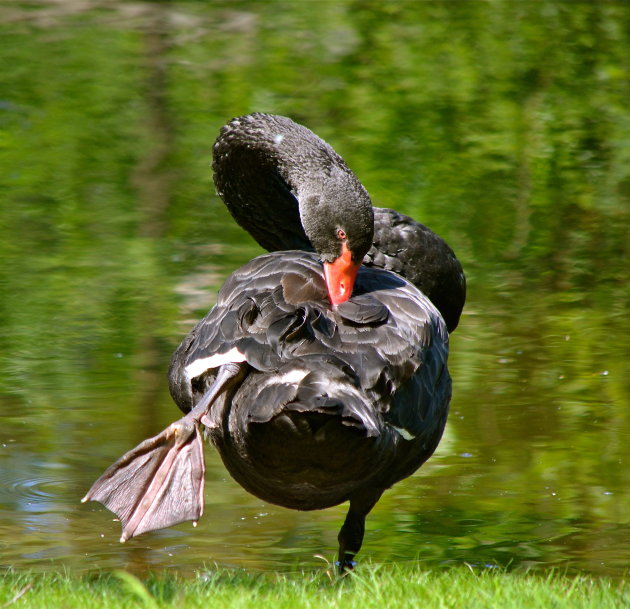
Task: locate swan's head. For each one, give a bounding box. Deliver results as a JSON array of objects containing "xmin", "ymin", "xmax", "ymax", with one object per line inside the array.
[{"xmin": 298, "ymin": 166, "xmax": 374, "ymax": 306}]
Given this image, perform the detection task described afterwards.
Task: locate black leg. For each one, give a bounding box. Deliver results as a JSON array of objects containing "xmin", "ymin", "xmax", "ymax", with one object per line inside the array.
[{"xmin": 337, "ymin": 489, "xmax": 382, "ymax": 574}]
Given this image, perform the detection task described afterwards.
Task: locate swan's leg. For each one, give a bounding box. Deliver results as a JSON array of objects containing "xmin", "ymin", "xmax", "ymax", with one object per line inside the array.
[
  {"xmin": 337, "ymin": 489, "xmax": 383, "ymax": 574},
  {"xmin": 82, "ymin": 362, "xmax": 246, "ymax": 541}
]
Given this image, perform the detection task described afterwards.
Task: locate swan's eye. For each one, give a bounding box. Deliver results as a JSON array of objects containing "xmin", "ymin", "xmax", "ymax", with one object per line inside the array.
[{"xmin": 337, "ymin": 229, "xmax": 347, "ymax": 240}]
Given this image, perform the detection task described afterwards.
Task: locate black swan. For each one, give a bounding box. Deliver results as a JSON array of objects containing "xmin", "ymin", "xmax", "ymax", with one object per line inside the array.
[{"xmin": 83, "ymin": 113, "xmax": 465, "ymax": 572}]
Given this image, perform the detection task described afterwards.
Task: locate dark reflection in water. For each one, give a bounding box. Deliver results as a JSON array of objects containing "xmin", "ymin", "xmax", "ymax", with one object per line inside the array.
[{"xmin": 0, "ymin": 1, "xmax": 628, "ymax": 577}]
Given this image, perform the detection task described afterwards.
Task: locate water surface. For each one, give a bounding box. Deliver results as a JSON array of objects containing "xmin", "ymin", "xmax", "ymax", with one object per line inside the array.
[{"xmin": 0, "ymin": 1, "xmax": 628, "ymax": 577}]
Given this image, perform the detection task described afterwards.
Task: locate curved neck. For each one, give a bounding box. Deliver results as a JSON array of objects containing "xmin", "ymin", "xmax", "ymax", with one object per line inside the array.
[{"xmin": 212, "ymin": 114, "xmax": 372, "ymax": 255}]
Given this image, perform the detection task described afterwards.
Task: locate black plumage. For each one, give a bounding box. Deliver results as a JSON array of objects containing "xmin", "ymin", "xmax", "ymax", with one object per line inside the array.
[
  {"xmin": 213, "ymin": 114, "xmax": 465, "ymax": 329},
  {"xmin": 83, "ymin": 113, "xmax": 465, "ymax": 572}
]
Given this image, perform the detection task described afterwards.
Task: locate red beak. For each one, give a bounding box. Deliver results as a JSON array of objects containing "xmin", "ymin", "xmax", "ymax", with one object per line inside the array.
[{"xmin": 323, "ymin": 242, "xmax": 361, "ymax": 306}]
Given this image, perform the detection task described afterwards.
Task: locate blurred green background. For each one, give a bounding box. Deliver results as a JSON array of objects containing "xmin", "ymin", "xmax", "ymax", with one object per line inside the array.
[{"xmin": 0, "ymin": 0, "xmax": 628, "ymax": 576}]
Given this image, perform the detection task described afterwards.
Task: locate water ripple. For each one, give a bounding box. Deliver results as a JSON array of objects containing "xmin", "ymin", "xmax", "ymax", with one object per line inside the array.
[{"xmin": 0, "ymin": 459, "xmax": 71, "ymax": 514}]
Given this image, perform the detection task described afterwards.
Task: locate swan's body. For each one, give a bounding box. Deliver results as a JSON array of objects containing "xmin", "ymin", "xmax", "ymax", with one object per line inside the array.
[
  {"xmin": 84, "ymin": 113, "xmax": 465, "ymax": 571},
  {"xmin": 169, "ymin": 251, "xmax": 450, "ymax": 509}
]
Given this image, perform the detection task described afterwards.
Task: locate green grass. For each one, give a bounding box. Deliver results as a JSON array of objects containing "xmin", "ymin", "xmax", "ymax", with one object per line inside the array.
[{"xmin": 1, "ymin": 564, "xmax": 627, "ymax": 609}]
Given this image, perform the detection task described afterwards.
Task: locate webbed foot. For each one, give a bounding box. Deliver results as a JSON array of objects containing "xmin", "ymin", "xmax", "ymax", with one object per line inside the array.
[
  {"xmin": 83, "ymin": 362, "xmax": 247, "ymax": 540},
  {"xmin": 82, "ymin": 417, "xmax": 205, "ymax": 541}
]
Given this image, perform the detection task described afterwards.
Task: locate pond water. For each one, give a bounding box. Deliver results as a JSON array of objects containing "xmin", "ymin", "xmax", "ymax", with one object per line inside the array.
[{"xmin": 0, "ymin": 1, "xmax": 628, "ymax": 577}]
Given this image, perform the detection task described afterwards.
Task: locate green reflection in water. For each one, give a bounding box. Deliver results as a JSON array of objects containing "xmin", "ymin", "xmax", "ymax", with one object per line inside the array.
[{"xmin": 0, "ymin": 1, "xmax": 628, "ymax": 577}]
